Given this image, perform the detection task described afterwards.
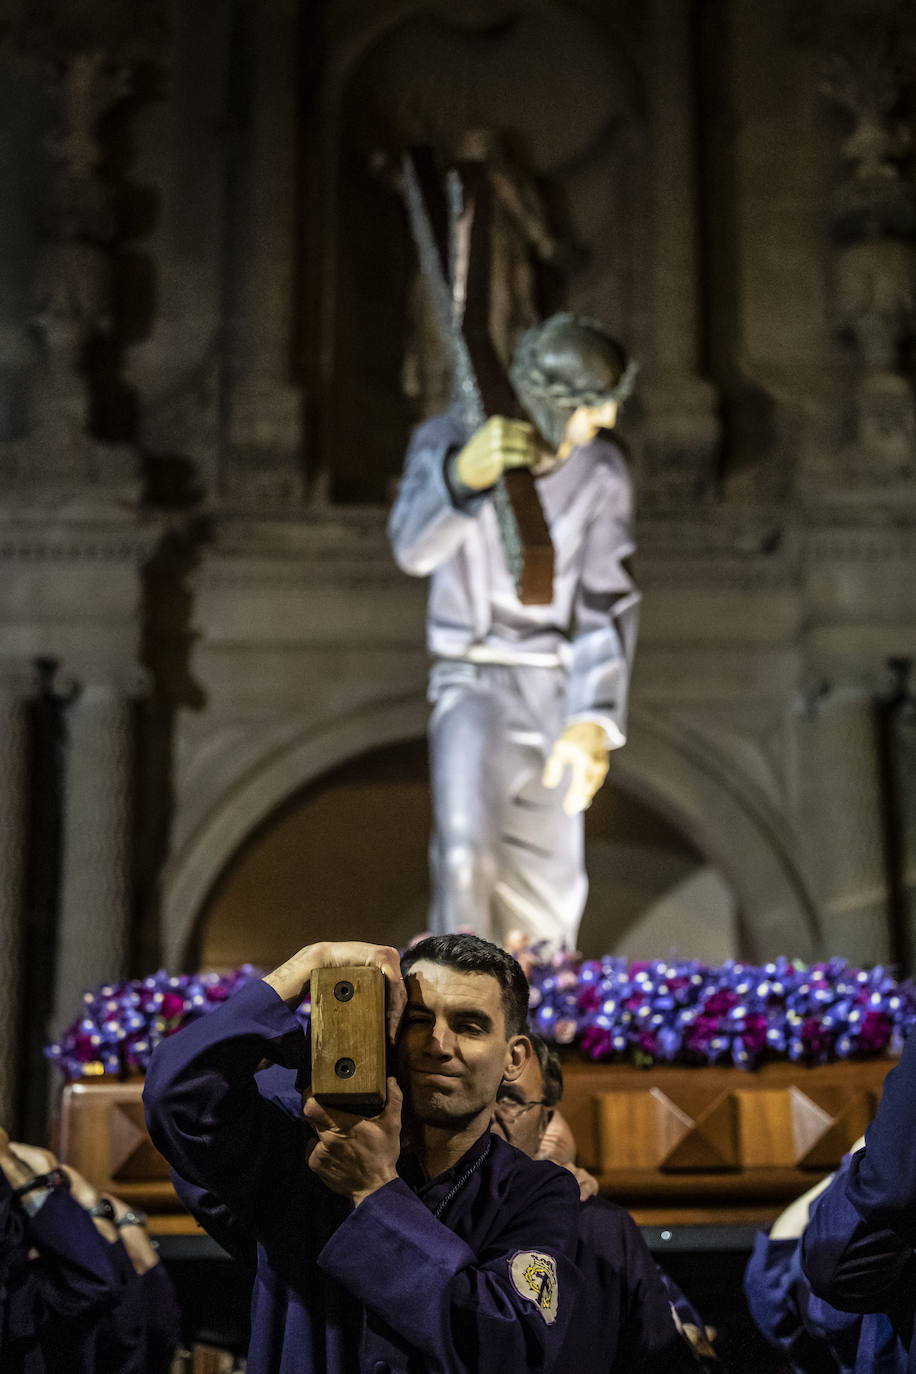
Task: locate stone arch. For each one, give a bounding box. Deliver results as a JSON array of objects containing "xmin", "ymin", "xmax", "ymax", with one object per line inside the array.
[
  {"xmin": 161, "ymin": 696, "xmax": 820, "ymax": 969},
  {"xmin": 612, "ymin": 706, "xmax": 822, "ymax": 961},
  {"xmin": 161, "ymin": 695, "xmax": 429, "ymax": 968}
]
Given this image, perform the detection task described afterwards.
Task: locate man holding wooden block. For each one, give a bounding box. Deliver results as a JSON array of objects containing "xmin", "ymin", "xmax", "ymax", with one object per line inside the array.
[
  {"xmin": 389, "ymin": 312, "xmax": 640, "ymax": 950},
  {"xmin": 144, "ymin": 934, "xmax": 584, "ymax": 1374}
]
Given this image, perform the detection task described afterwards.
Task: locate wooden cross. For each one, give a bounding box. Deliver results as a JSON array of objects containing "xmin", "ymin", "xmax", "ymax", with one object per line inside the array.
[{"xmin": 403, "ymin": 147, "xmax": 555, "ymax": 605}]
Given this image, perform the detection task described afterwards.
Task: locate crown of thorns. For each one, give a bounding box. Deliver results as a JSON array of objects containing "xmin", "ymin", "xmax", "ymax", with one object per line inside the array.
[{"xmin": 510, "ymin": 313, "xmax": 639, "ymax": 409}]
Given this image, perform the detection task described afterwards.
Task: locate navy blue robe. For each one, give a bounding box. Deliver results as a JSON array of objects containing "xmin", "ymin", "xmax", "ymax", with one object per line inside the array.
[
  {"xmin": 799, "ymin": 1032, "xmax": 916, "ymax": 1370},
  {"xmin": 93, "ymin": 1241, "xmax": 183, "ymax": 1374},
  {"xmin": 170, "ymin": 1048, "xmax": 698, "ymax": 1370},
  {"xmin": 559, "ymin": 1198, "xmax": 696, "ymax": 1372},
  {"xmin": 744, "ymin": 1221, "xmax": 907, "ymax": 1373},
  {"xmin": 144, "ymin": 977, "xmax": 584, "ymax": 1374},
  {"xmin": 1, "ymin": 1175, "xmax": 123, "ymax": 1373}
]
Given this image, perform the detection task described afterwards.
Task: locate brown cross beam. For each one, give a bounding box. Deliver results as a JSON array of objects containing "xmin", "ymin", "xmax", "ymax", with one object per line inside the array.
[{"xmin": 403, "ymin": 147, "xmax": 554, "ymax": 605}]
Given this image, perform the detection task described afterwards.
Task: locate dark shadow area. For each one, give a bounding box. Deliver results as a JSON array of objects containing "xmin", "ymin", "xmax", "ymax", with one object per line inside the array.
[
  {"xmin": 134, "ymin": 521, "xmax": 210, "ymax": 978},
  {"xmin": 18, "ymin": 662, "xmax": 69, "ymax": 1142},
  {"xmin": 191, "ymin": 737, "xmax": 432, "ymax": 971}
]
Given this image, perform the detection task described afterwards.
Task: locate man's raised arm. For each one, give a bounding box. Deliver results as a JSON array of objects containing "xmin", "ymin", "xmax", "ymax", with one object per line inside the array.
[
  {"xmin": 143, "ymin": 942, "xmax": 403, "ymax": 1226},
  {"xmin": 843, "ymin": 1027, "xmax": 916, "ymax": 1242},
  {"xmin": 801, "ymin": 1032, "xmax": 916, "ymax": 1313}
]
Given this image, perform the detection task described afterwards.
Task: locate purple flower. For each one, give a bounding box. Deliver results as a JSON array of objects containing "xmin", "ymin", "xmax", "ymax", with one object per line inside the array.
[
  {"xmin": 684, "ymin": 1015, "xmax": 718, "ymax": 1049},
  {"xmin": 800, "ymin": 1017, "xmax": 833, "ymax": 1061},
  {"xmin": 858, "ymin": 1011, "xmax": 892, "ymax": 1053},
  {"xmin": 741, "ymin": 1015, "xmax": 769, "ymax": 1055},
  {"xmin": 45, "ymin": 946, "xmax": 916, "ymax": 1080},
  {"xmin": 581, "ymin": 1026, "xmax": 615, "ymax": 1061},
  {"xmin": 576, "ymin": 986, "xmax": 600, "ymax": 1012},
  {"xmin": 702, "ymin": 990, "xmax": 739, "ymax": 1017},
  {"xmin": 73, "ymin": 1034, "xmax": 99, "ymax": 1063},
  {"xmin": 656, "ymin": 1026, "xmax": 682, "ymax": 1060}
]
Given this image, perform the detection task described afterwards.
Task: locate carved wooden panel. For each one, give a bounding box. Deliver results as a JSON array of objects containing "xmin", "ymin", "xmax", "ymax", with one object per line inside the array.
[
  {"xmin": 58, "ymin": 1057, "xmax": 893, "ymax": 1231},
  {"xmin": 59, "ymin": 1080, "xmax": 175, "ymax": 1210},
  {"xmin": 561, "ymin": 1057, "xmax": 889, "ymax": 1216}
]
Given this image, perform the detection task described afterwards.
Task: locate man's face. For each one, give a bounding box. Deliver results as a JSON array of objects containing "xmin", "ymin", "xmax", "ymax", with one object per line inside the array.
[
  {"xmin": 397, "ymin": 961, "xmax": 520, "ymax": 1130},
  {"xmin": 492, "ymin": 1050, "xmax": 552, "ymax": 1158}
]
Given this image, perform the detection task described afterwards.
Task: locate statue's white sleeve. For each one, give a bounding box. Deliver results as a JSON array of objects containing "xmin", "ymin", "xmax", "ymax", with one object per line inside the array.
[{"xmin": 388, "ymin": 416, "xmax": 484, "ymax": 577}]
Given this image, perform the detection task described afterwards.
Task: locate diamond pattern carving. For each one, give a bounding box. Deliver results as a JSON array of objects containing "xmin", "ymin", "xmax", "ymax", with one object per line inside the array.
[
  {"xmin": 795, "ymin": 1090, "xmax": 874, "ymax": 1171},
  {"xmin": 58, "ymin": 1062, "xmax": 892, "ymax": 1221},
  {"xmin": 109, "ymin": 1099, "xmax": 170, "ymax": 1180},
  {"xmin": 595, "ymin": 1089, "xmax": 692, "ymax": 1169},
  {"xmin": 789, "ymin": 1088, "xmax": 836, "ymax": 1164},
  {"xmin": 662, "ymin": 1093, "xmax": 739, "ymax": 1171},
  {"xmin": 594, "ymin": 1080, "xmax": 877, "ymax": 1176}
]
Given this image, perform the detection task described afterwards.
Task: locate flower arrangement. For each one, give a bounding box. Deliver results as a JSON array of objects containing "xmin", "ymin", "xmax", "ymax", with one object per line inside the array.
[
  {"xmin": 521, "ymin": 948, "xmax": 916, "ymax": 1068},
  {"xmin": 46, "ymin": 948, "xmax": 916, "ymax": 1080},
  {"xmin": 46, "ymin": 966, "xmax": 268, "ymax": 1080}
]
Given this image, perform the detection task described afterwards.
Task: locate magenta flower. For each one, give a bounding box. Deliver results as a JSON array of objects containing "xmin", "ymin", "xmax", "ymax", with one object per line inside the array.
[
  {"xmin": 800, "ymin": 1017, "xmax": 833, "ymax": 1060},
  {"xmin": 46, "ymin": 945, "xmax": 916, "ymax": 1079},
  {"xmin": 702, "ymin": 990, "xmax": 739, "ymax": 1016},
  {"xmin": 160, "ymin": 992, "xmax": 185, "ymax": 1019},
  {"xmin": 581, "ymin": 1026, "xmax": 615, "ymax": 1061},
  {"xmin": 741, "ymin": 1015, "xmax": 768, "ymax": 1053},
  {"xmin": 858, "ymin": 1011, "xmax": 891, "ymax": 1053}
]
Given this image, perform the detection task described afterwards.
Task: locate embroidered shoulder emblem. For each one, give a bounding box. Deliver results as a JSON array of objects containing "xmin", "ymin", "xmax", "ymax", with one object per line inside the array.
[{"xmin": 508, "ymin": 1250, "xmax": 560, "ymax": 1325}]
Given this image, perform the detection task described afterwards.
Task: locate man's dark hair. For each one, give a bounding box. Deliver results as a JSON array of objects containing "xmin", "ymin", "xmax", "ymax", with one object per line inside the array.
[
  {"xmin": 400, "ymin": 934, "xmax": 530, "ymax": 1038},
  {"xmin": 527, "ymin": 1031, "xmax": 564, "ymax": 1108}
]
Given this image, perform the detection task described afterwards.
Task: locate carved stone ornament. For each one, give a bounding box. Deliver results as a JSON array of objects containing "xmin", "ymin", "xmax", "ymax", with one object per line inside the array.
[
  {"xmin": 4, "ymin": 0, "xmax": 165, "ymax": 493},
  {"xmin": 835, "ymin": 239, "xmax": 916, "ymax": 374},
  {"xmin": 639, "ymin": 381, "xmax": 721, "ymax": 511},
  {"xmin": 809, "ymin": 0, "xmax": 916, "ymax": 488},
  {"xmin": 855, "ymin": 373, "xmax": 916, "ymax": 481},
  {"xmin": 819, "ymin": 49, "xmax": 910, "ymax": 187}
]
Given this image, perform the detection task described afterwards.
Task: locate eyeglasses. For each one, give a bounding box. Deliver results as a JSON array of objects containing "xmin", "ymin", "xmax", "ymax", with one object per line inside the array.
[{"xmin": 494, "ymin": 1093, "xmax": 551, "ymax": 1122}]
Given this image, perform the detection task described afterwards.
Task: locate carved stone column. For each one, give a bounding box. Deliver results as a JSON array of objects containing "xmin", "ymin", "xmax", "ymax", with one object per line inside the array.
[
  {"xmin": 0, "ymin": 669, "xmax": 34, "ymax": 1126},
  {"xmin": 642, "ymin": 0, "xmax": 719, "ymax": 508},
  {"xmin": 127, "ymin": 0, "xmax": 233, "ymax": 492},
  {"xmin": 816, "ymin": 2, "xmax": 916, "ymax": 490},
  {"xmin": 797, "ymin": 687, "xmax": 888, "ymax": 964},
  {"xmin": 1, "ymin": 2, "xmax": 164, "ymax": 495},
  {"xmin": 0, "ymin": 52, "xmax": 44, "ymax": 444},
  {"xmin": 223, "ymin": 0, "xmax": 304, "ymax": 506},
  {"xmin": 50, "ymin": 679, "xmax": 137, "ymax": 1040}
]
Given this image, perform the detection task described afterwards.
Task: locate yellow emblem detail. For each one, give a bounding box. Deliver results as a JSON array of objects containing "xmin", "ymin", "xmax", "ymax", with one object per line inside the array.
[
  {"xmin": 523, "ymin": 1261, "xmax": 554, "ymax": 1310},
  {"xmin": 509, "ymin": 1250, "xmax": 559, "ymax": 1325}
]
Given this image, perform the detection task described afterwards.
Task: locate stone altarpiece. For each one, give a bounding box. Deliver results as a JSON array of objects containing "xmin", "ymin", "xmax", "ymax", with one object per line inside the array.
[{"xmin": 0, "ymin": 0, "xmax": 914, "ymax": 1133}]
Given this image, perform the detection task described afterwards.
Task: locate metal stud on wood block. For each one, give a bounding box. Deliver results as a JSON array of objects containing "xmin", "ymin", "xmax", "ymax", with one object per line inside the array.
[{"xmin": 310, "ymin": 966, "xmax": 387, "ymax": 1113}]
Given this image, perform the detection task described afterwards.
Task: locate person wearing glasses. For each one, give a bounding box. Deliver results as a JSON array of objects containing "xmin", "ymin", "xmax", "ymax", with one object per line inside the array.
[{"xmin": 492, "ymin": 1034, "xmax": 704, "ymax": 1373}]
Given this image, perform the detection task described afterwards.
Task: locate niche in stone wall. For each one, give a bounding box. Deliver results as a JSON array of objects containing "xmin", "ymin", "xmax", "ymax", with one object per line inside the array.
[
  {"xmin": 317, "ymin": 0, "xmax": 646, "ymax": 503},
  {"xmin": 193, "ymin": 737, "xmax": 738, "ymax": 972}
]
